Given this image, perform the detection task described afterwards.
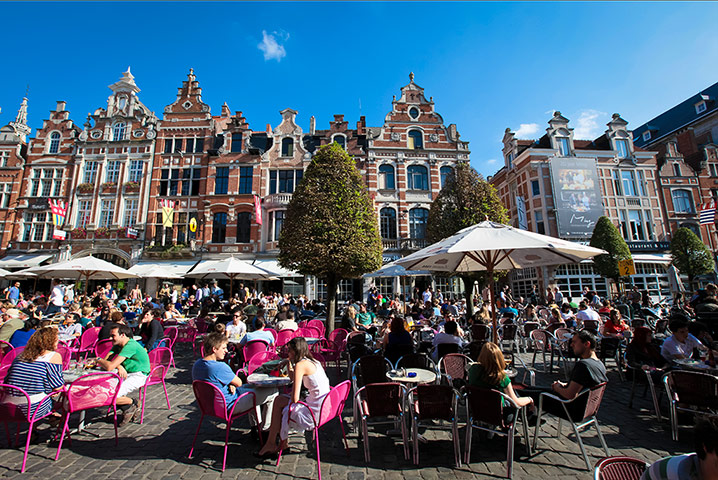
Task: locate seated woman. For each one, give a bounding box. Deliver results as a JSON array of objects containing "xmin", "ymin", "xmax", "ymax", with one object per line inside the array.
[
  {"xmin": 58, "ymin": 313, "xmax": 83, "ymax": 344},
  {"xmin": 468, "ymin": 342, "xmax": 536, "ymax": 421},
  {"xmin": 382, "ymin": 316, "xmax": 414, "ymax": 364},
  {"xmin": 164, "ymin": 303, "xmax": 181, "ymax": 322},
  {"xmin": 559, "ymin": 303, "xmax": 576, "ymax": 328},
  {"xmin": 548, "ymin": 307, "xmax": 563, "ymax": 326},
  {"xmin": 5, "ymin": 326, "xmax": 65, "ymax": 418},
  {"xmin": 257, "ymin": 337, "xmax": 330, "ymax": 458},
  {"xmin": 138, "ymin": 309, "xmax": 164, "ymax": 352},
  {"xmin": 626, "ymin": 326, "xmax": 666, "ymax": 370},
  {"xmin": 603, "ymin": 309, "xmax": 630, "ymax": 338}
]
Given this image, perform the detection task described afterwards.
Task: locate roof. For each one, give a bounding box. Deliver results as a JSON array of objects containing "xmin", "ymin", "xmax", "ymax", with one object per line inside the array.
[{"xmin": 632, "ymin": 80, "xmax": 718, "ymax": 148}]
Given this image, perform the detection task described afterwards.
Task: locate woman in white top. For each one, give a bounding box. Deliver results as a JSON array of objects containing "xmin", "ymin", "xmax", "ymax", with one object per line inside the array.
[{"xmin": 256, "ymin": 337, "xmax": 330, "ymax": 458}]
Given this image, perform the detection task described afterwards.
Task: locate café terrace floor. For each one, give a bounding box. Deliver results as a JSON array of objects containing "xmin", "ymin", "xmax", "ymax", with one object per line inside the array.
[{"xmin": 0, "ymin": 345, "xmax": 688, "ymax": 480}]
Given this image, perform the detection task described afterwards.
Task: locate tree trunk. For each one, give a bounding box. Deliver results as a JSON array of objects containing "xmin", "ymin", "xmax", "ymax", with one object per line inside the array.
[
  {"xmin": 461, "ymin": 275, "xmax": 475, "ymax": 318},
  {"xmin": 325, "ymin": 273, "xmax": 339, "ymax": 335}
]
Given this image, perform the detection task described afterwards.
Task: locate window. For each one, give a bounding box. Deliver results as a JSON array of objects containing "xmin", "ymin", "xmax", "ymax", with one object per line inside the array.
[
  {"xmin": 164, "ymin": 138, "xmax": 173, "ymax": 154},
  {"xmin": 534, "ymin": 211, "xmax": 545, "ymax": 235},
  {"xmin": 23, "ymin": 212, "xmax": 52, "ymax": 242},
  {"xmin": 407, "ymin": 165, "xmax": 429, "ymax": 190},
  {"xmin": 409, "ymin": 107, "xmax": 420, "ymax": 120},
  {"xmin": 333, "ymin": 136, "xmax": 346, "ymax": 150},
  {"xmin": 407, "ymin": 130, "xmax": 423, "ymax": 149},
  {"xmin": 272, "ymin": 210, "xmax": 285, "ymax": 241},
  {"xmin": 76, "ymin": 200, "xmax": 91, "ymax": 227},
  {"xmin": 268, "ymin": 169, "xmax": 303, "ymax": 194},
  {"xmin": 507, "ymin": 152, "xmax": 515, "ymax": 169},
  {"xmin": 0, "ymin": 184, "xmax": 11, "ymax": 208},
  {"xmin": 48, "ymin": 132, "xmax": 61, "ymax": 154},
  {"xmin": 123, "ymin": 198, "xmax": 138, "ymax": 227},
  {"xmin": 621, "ymin": 170, "xmax": 637, "ymax": 196},
  {"xmin": 31, "ymin": 169, "xmax": 62, "ymax": 197},
  {"xmin": 557, "ymin": 137, "xmax": 571, "ymax": 156},
  {"xmin": 238, "ymin": 166, "xmax": 253, "ymax": 194},
  {"xmin": 667, "ymin": 142, "xmax": 679, "ymax": 157},
  {"xmin": 195, "ymin": 137, "xmax": 204, "ymax": 153},
  {"xmin": 185, "ymin": 138, "xmax": 194, "ymax": 153},
  {"xmin": 83, "ymin": 161, "xmax": 98, "ymax": 184},
  {"xmin": 231, "ymin": 133, "xmax": 243, "ymax": 153},
  {"xmin": 176, "ymin": 213, "xmax": 197, "ymax": 244},
  {"xmin": 531, "ymin": 179, "xmax": 541, "ymax": 197},
  {"xmin": 409, "ymin": 208, "xmax": 429, "ymax": 239},
  {"xmin": 637, "ymin": 170, "xmax": 648, "ymax": 196},
  {"xmin": 644, "ymin": 210, "xmax": 654, "ymax": 240},
  {"xmin": 697, "ymin": 102, "xmax": 707, "ymax": 114},
  {"xmin": 215, "ymin": 167, "xmax": 229, "ymax": 194},
  {"xmin": 642, "ymin": 131, "xmax": 651, "ymax": 142},
  {"xmin": 237, "ymin": 212, "xmax": 251, "ymax": 243},
  {"xmin": 281, "ymin": 138, "xmax": 294, "ymax": 157},
  {"xmin": 212, "ymin": 212, "xmax": 227, "ymax": 243},
  {"xmin": 105, "ymin": 161, "xmax": 121, "ymax": 183},
  {"xmin": 672, "ymin": 189, "xmax": 695, "ymax": 213},
  {"xmin": 673, "ymin": 163, "xmax": 682, "ymax": 177},
  {"xmin": 615, "ymin": 139, "xmax": 630, "ymax": 159},
  {"xmin": 189, "ymin": 168, "xmax": 201, "ymax": 196},
  {"xmin": 612, "ymin": 170, "xmax": 622, "ymax": 196},
  {"xmin": 112, "ymin": 122, "xmax": 126, "ymax": 141},
  {"xmin": 169, "ymin": 169, "xmax": 180, "ymax": 196},
  {"xmin": 709, "ymin": 164, "xmax": 718, "ymax": 178},
  {"xmin": 173, "ymin": 138, "xmax": 183, "ymax": 153},
  {"xmin": 99, "ymin": 199, "xmax": 115, "ymax": 227},
  {"xmin": 378, "ymin": 164, "xmax": 395, "ymax": 190},
  {"xmin": 628, "ymin": 210, "xmax": 645, "ymax": 241},
  {"xmin": 380, "ymin": 208, "xmax": 397, "ymax": 239},
  {"xmin": 440, "ymin": 166, "xmax": 453, "ymax": 189},
  {"xmin": 128, "ymin": 160, "xmax": 144, "ymax": 183}
]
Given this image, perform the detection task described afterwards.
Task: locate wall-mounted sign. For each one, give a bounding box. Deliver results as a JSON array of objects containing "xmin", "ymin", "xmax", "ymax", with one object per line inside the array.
[{"xmin": 549, "ymin": 157, "xmax": 603, "ymax": 237}]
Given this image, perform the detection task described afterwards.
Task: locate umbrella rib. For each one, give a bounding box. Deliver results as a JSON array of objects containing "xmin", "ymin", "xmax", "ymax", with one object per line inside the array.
[
  {"xmin": 494, "ymin": 249, "xmax": 517, "ymax": 269},
  {"xmin": 550, "ymin": 249, "xmax": 582, "ymax": 264}
]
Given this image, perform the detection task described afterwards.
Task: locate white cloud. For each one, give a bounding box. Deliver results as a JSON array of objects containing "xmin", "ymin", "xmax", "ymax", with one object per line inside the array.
[
  {"xmin": 486, "ymin": 158, "xmax": 498, "ymax": 165},
  {"xmin": 514, "ymin": 123, "xmax": 540, "ymax": 138},
  {"xmin": 573, "ymin": 109, "xmax": 607, "ymax": 139},
  {"xmin": 257, "ymin": 30, "xmax": 288, "ymax": 62}
]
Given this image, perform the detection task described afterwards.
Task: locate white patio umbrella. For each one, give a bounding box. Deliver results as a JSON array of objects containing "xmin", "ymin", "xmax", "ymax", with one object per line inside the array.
[
  {"xmin": 395, "ymin": 220, "xmax": 607, "ymax": 341},
  {"xmin": 132, "ymin": 266, "xmax": 183, "ymax": 279},
  {"xmin": 0, "ymin": 268, "xmax": 13, "ymax": 278},
  {"xmin": 185, "ymin": 257, "xmax": 276, "ymax": 297},
  {"xmin": 27, "ymin": 255, "xmax": 137, "ymax": 294},
  {"xmin": 363, "ymin": 263, "xmax": 429, "ymax": 278}
]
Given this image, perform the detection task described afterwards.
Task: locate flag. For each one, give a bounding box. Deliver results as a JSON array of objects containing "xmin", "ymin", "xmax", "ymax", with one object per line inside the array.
[
  {"xmin": 127, "ymin": 227, "xmax": 138, "ymax": 239},
  {"xmin": 160, "ymin": 199, "xmax": 175, "ymax": 228},
  {"xmin": 49, "ymin": 199, "xmax": 67, "ymax": 227},
  {"xmin": 52, "ymin": 228, "xmax": 66, "ymax": 241},
  {"xmin": 253, "ymin": 195, "xmax": 262, "ymax": 225},
  {"xmin": 700, "ymin": 201, "xmax": 716, "ymax": 225}
]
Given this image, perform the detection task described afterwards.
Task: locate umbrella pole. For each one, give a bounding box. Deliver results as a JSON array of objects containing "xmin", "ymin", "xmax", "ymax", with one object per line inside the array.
[
  {"xmin": 489, "ymin": 267, "xmax": 499, "ymax": 343},
  {"xmin": 229, "ymin": 274, "xmax": 234, "ymax": 299}
]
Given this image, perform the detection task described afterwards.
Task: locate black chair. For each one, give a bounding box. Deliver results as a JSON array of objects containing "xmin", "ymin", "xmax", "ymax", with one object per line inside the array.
[
  {"xmin": 396, "ymin": 353, "xmax": 438, "ymax": 376},
  {"xmin": 598, "ymin": 337, "xmax": 625, "ymax": 381},
  {"xmin": 467, "ymin": 340, "xmax": 488, "ymax": 361},
  {"xmin": 384, "ymin": 343, "xmax": 414, "ymax": 366},
  {"xmin": 471, "ymin": 324, "xmax": 490, "ymax": 342}
]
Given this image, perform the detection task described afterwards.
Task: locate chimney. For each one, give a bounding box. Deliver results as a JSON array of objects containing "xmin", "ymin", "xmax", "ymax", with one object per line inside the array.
[
  {"xmin": 221, "ymin": 102, "xmax": 230, "ymax": 117},
  {"xmin": 266, "ymin": 123, "xmax": 272, "ymax": 134},
  {"xmin": 309, "ymin": 116, "xmax": 316, "ymax": 135},
  {"xmin": 333, "ymin": 114, "xmax": 344, "ymax": 123},
  {"xmin": 56, "ymin": 101, "xmax": 66, "ymax": 112},
  {"xmin": 357, "ymin": 116, "xmax": 366, "ymax": 134}
]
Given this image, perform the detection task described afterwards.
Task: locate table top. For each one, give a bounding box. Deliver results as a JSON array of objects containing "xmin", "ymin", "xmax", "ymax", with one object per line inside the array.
[
  {"xmin": 62, "ymin": 367, "xmax": 116, "ymax": 384},
  {"xmin": 246, "ymin": 373, "xmax": 292, "ymax": 387},
  {"xmin": 387, "ymin": 368, "xmax": 437, "ymax": 384},
  {"xmin": 305, "ymin": 337, "xmax": 321, "ymax": 345}
]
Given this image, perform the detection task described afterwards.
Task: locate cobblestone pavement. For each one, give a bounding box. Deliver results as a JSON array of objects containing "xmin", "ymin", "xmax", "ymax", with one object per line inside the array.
[{"xmin": 0, "ymin": 346, "xmax": 690, "ymax": 479}]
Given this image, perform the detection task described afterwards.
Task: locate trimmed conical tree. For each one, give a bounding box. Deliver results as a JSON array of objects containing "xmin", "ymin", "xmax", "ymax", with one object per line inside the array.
[
  {"xmin": 670, "ymin": 227, "xmax": 714, "ymax": 290},
  {"xmin": 278, "ymin": 143, "xmax": 383, "ymax": 333},
  {"xmin": 427, "ymin": 162, "xmax": 509, "ymax": 316},
  {"xmin": 589, "ymin": 216, "xmax": 632, "ymax": 288}
]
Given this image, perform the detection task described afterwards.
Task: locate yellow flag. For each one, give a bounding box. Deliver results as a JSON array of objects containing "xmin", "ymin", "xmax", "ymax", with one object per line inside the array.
[{"xmin": 161, "ymin": 199, "xmax": 174, "ymax": 228}]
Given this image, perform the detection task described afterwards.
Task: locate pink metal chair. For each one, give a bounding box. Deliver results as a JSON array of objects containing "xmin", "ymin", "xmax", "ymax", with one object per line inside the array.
[
  {"xmin": 163, "ymin": 327, "xmax": 179, "ymax": 348},
  {"xmin": 139, "ymin": 347, "xmax": 173, "ymax": 424},
  {"xmin": 175, "ymin": 325, "xmax": 198, "ymax": 349},
  {"xmin": 242, "ymin": 339, "xmax": 271, "ymax": 368},
  {"xmin": 0, "ymin": 347, "xmax": 24, "ymax": 380},
  {"xmin": 276, "ymin": 329, "xmax": 297, "ymax": 348},
  {"xmin": 245, "ymin": 351, "xmax": 280, "ymax": 376},
  {"xmin": 307, "ymin": 319, "xmax": 326, "ymax": 338},
  {"xmin": 594, "ymin": 456, "xmax": 649, "ymax": 480},
  {"xmin": 328, "ymin": 328, "xmax": 349, "ymax": 346},
  {"xmin": 0, "ymin": 384, "xmax": 57, "ymax": 473},
  {"xmin": 301, "ymin": 326, "xmax": 322, "ymax": 339},
  {"xmin": 93, "ymin": 339, "xmax": 114, "ymax": 360},
  {"xmin": 0, "ymin": 340, "xmax": 13, "ymax": 361},
  {"xmin": 188, "ymin": 380, "xmax": 260, "ymax": 472},
  {"xmin": 276, "ymin": 380, "xmax": 351, "ymax": 480},
  {"xmin": 265, "ymin": 328, "xmax": 278, "ymax": 343},
  {"xmin": 55, "ymin": 345, "xmax": 73, "ymax": 370},
  {"xmin": 312, "ymin": 338, "xmax": 344, "ymax": 369},
  {"xmin": 55, "ymin": 372, "xmax": 122, "ymax": 460},
  {"xmin": 71, "ymin": 327, "xmax": 101, "ymax": 360}
]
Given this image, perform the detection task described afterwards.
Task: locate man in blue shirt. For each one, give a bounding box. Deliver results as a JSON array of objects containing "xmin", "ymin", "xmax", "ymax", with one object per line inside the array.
[
  {"xmin": 239, "ymin": 318, "xmax": 275, "ymax": 347},
  {"xmin": 7, "ymin": 282, "xmax": 21, "ymax": 305}
]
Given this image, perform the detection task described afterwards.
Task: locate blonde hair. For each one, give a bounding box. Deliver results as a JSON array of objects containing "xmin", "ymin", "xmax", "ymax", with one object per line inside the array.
[{"xmin": 477, "ymin": 342, "xmax": 507, "ymax": 387}]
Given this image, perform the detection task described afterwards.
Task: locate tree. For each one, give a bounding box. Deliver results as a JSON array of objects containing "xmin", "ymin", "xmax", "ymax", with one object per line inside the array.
[
  {"xmin": 670, "ymin": 227, "xmax": 714, "ymax": 290},
  {"xmin": 278, "ymin": 143, "xmax": 383, "ymax": 333},
  {"xmin": 589, "ymin": 216, "xmax": 632, "ymax": 289},
  {"xmin": 427, "ymin": 162, "xmax": 509, "ymax": 316}
]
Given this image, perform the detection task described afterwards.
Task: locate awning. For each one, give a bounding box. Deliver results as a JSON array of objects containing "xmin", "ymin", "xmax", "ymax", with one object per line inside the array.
[
  {"xmin": 0, "ymin": 254, "xmax": 53, "ymax": 269},
  {"xmin": 252, "ymin": 259, "xmax": 299, "ymax": 278},
  {"xmin": 632, "ymin": 253, "xmax": 672, "ymax": 265},
  {"xmin": 128, "ymin": 260, "xmax": 199, "ymax": 277}
]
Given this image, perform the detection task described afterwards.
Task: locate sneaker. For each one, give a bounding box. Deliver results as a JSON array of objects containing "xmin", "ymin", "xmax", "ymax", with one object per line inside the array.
[{"xmin": 118, "ymin": 404, "xmax": 138, "ymax": 427}]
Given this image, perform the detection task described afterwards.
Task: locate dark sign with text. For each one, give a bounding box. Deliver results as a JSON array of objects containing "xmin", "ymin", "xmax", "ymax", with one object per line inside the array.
[{"xmin": 550, "ymin": 157, "xmax": 604, "ymax": 237}]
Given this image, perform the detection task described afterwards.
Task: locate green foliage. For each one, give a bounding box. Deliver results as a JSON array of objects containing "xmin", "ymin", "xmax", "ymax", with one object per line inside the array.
[
  {"xmin": 670, "ymin": 227, "xmax": 714, "ymax": 286},
  {"xmin": 589, "ymin": 216, "xmax": 632, "ymax": 282}
]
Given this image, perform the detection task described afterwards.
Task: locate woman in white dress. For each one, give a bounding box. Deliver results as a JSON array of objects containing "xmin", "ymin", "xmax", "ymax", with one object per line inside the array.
[{"xmin": 256, "ymin": 337, "xmax": 330, "ymax": 458}]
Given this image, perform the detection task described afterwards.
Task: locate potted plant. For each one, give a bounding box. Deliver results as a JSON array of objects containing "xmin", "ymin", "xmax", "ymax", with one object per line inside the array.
[
  {"xmin": 101, "ymin": 182, "xmax": 117, "ymax": 192},
  {"xmin": 95, "ymin": 227, "xmax": 111, "ymax": 238},
  {"xmin": 123, "ymin": 181, "xmax": 140, "ymax": 192},
  {"xmin": 77, "ymin": 183, "xmax": 94, "ymax": 194},
  {"xmin": 71, "ymin": 227, "xmax": 87, "ymax": 239}
]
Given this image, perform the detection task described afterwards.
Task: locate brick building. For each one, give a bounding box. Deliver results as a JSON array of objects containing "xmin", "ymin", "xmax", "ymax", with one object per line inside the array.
[{"xmin": 491, "ymin": 111, "xmax": 669, "ymax": 301}]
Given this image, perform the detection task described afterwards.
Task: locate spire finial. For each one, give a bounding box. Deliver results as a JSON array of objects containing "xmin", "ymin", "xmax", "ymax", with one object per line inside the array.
[
  {"xmin": 409, "ymin": 72, "xmax": 415, "ymax": 82},
  {"xmin": 189, "ymin": 67, "xmax": 194, "ymax": 75}
]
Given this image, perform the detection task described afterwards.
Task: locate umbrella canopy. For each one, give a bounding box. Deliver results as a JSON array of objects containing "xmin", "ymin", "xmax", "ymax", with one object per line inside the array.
[
  {"xmin": 395, "ymin": 221, "xmax": 607, "ymax": 341},
  {"xmin": 28, "ymin": 255, "xmax": 137, "ymax": 294},
  {"xmin": 363, "ymin": 263, "xmax": 429, "ymax": 278},
  {"xmin": 129, "ymin": 265, "xmax": 183, "ymax": 279},
  {"xmin": 0, "ymin": 268, "xmax": 13, "ymax": 278},
  {"xmin": 185, "ymin": 257, "xmax": 275, "ymax": 297}
]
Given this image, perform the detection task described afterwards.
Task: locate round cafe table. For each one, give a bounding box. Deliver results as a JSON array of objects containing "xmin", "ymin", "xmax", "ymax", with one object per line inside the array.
[
  {"xmin": 246, "ymin": 373, "xmax": 292, "ymax": 387},
  {"xmin": 387, "ymin": 368, "xmax": 437, "ymax": 384}
]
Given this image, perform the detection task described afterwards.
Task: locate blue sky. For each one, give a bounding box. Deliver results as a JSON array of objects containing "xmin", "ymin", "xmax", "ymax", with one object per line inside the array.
[{"xmin": 1, "ymin": 2, "xmax": 717, "ymax": 177}]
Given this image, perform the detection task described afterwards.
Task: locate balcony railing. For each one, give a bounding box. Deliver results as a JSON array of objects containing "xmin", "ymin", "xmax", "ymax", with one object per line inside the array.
[
  {"xmin": 382, "ymin": 238, "xmax": 429, "ymax": 251},
  {"xmin": 264, "ymin": 193, "xmax": 293, "ymax": 207}
]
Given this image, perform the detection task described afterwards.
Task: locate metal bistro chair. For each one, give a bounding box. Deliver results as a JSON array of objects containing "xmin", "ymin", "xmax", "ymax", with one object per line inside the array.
[
  {"xmin": 354, "ymin": 382, "xmax": 409, "ymax": 462},
  {"xmin": 395, "ymin": 353, "xmax": 438, "ymax": 377},
  {"xmin": 139, "ymin": 347, "xmax": 173, "ymax": 424},
  {"xmin": 93, "ymin": 339, "xmax": 114, "ymax": 360},
  {"xmin": 531, "ymin": 330, "xmax": 570, "ymax": 378},
  {"xmin": 593, "ymin": 456, "xmax": 649, "ymax": 480},
  {"xmin": 499, "ymin": 324, "xmax": 520, "ymax": 354},
  {"xmin": 664, "ymin": 370, "xmax": 718, "ymax": 441},
  {"xmin": 351, "ymin": 355, "xmax": 393, "ymax": 428},
  {"xmin": 598, "ymin": 337, "xmax": 625, "ymax": 382},
  {"xmin": 438, "ymin": 353, "xmax": 472, "ymax": 390},
  {"xmin": 407, "ymin": 384, "xmax": 461, "ymax": 467},
  {"xmin": 533, "ymin": 382, "xmax": 610, "ymax": 470},
  {"xmin": 471, "ymin": 324, "xmax": 490, "ymax": 342},
  {"xmin": 464, "ymin": 385, "xmax": 532, "ymax": 478}
]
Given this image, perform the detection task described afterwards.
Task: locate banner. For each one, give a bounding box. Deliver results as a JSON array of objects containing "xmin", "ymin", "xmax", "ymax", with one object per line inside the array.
[
  {"xmin": 126, "ymin": 227, "xmax": 138, "ymax": 239},
  {"xmin": 49, "ymin": 199, "xmax": 67, "ymax": 227},
  {"xmin": 52, "ymin": 228, "xmax": 67, "ymax": 240},
  {"xmin": 700, "ymin": 201, "xmax": 716, "ymax": 225},
  {"xmin": 253, "ymin": 195, "xmax": 263, "ymax": 225},
  {"xmin": 160, "ymin": 199, "xmax": 175, "ymax": 228},
  {"xmin": 549, "ymin": 157, "xmax": 604, "ymax": 237}
]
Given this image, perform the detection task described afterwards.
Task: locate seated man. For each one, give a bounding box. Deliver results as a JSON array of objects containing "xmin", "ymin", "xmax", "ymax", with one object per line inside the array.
[
  {"xmin": 431, "ymin": 320, "xmax": 466, "ymax": 361},
  {"xmin": 275, "ymin": 310, "xmax": 298, "ymax": 332},
  {"xmin": 239, "ymin": 317, "xmax": 275, "ymax": 347},
  {"xmin": 97, "ymin": 324, "xmax": 151, "ymax": 426},
  {"xmin": 0, "ymin": 308, "xmax": 26, "ymax": 343},
  {"xmin": 575, "ymin": 301, "xmax": 600, "ymax": 328},
  {"xmin": 192, "ymin": 333, "xmax": 276, "ymax": 429},
  {"xmin": 661, "ymin": 317, "xmax": 708, "ymax": 362}
]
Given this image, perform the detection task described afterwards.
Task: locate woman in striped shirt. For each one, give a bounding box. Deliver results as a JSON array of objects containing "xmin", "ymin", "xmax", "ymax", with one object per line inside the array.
[{"xmin": 5, "ymin": 327, "xmax": 65, "ymax": 417}]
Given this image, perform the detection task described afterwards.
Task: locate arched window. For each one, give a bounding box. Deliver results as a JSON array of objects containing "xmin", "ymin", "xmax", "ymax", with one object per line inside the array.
[
  {"xmin": 409, "ymin": 208, "xmax": 429, "ymax": 239},
  {"xmin": 680, "ymin": 222, "xmax": 701, "ymax": 239},
  {"xmin": 281, "ymin": 137, "xmax": 294, "ymax": 157},
  {"xmin": 333, "ymin": 135, "xmax": 346, "ymax": 150},
  {"xmin": 237, "ymin": 212, "xmax": 251, "ymax": 243},
  {"xmin": 48, "ymin": 132, "xmax": 61, "ymax": 154},
  {"xmin": 408, "ymin": 130, "xmax": 423, "ymax": 149},
  {"xmin": 672, "ymin": 189, "xmax": 695, "ymax": 213},
  {"xmin": 212, "ymin": 212, "xmax": 227, "ymax": 243},
  {"xmin": 379, "ymin": 208, "xmax": 397, "ymax": 239},
  {"xmin": 112, "ymin": 122, "xmax": 126, "ymax": 141},
  {"xmin": 440, "ymin": 166, "xmax": 453, "ymax": 188},
  {"xmin": 378, "ymin": 164, "xmax": 395, "ymax": 190},
  {"xmin": 407, "ymin": 165, "xmax": 429, "ymax": 190}
]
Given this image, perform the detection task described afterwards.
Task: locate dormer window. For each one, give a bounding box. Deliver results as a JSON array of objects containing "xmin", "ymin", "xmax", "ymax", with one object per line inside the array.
[
  {"xmin": 642, "ymin": 131, "xmax": 651, "ymax": 142},
  {"xmin": 408, "ymin": 130, "xmax": 423, "ymax": 149},
  {"xmin": 696, "ymin": 101, "xmax": 707, "ymax": 114},
  {"xmin": 112, "ymin": 122, "xmax": 126, "ymax": 141},
  {"xmin": 333, "ymin": 135, "xmax": 346, "ymax": 150},
  {"xmin": 281, "ymin": 137, "xmax": 294, "ymax": 157},
  {"xmin": 673, "ymin": 163, "xmax": 682, "ymax": 177},
  {"xmin": 231, "ymin": 133, "xmax": 243, "ymax": 153},
  {"xmin": 615, "ymin": 138, "xmax": 630, "ymax": 159},
  {"xmin": 506, "ymin": 151, "xmax": 515, "ymax": 169},
  {"xmin": 48, "ymin": 132, "xmax": 61, "ymax": 154},
  {"xmin": 409, "ymin": 107, "xmax": 420, "ymax": 120},
  {"xmin": 557, "ymin": 137, "xmax": 571, "ymax": 156}
]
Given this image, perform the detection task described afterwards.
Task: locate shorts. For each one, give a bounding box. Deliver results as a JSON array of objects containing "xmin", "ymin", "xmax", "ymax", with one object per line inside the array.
[{"xmin": 118, "ymin": 371, "xmax": 148, "ymax": 397}]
